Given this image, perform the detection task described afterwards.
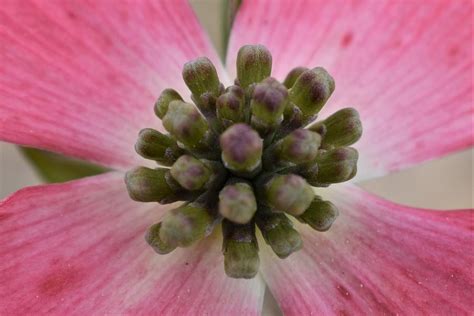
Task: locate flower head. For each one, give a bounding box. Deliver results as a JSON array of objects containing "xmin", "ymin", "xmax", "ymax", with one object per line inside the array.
[{"xmin": 126, "ymin": 44, "xmax": 362, "ymax": 278}]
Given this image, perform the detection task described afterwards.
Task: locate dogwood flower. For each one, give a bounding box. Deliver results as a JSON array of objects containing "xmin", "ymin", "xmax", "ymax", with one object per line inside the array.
[{"xmin": 0, "ymin": 0, "xmax": 472, "ymax": 315}]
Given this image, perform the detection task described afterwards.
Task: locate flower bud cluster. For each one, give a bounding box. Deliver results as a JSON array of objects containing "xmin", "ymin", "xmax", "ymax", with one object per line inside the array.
[{"xmin": 125, "ymin": 44, "xmax": 362, "ymax": 279}]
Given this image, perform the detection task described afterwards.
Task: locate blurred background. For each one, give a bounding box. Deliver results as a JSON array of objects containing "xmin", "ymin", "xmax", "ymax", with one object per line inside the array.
[{"xmin": 0, "ymin": 1, "xmax": 472, "ymax": 315}]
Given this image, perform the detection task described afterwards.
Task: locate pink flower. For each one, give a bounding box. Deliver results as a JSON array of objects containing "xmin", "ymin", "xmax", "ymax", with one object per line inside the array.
[{"xmin": 0, "ymin": 0, "xmax": 472, "ymax": 314}]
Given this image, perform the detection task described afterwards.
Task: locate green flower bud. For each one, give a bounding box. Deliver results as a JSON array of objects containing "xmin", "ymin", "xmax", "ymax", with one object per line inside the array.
[
  {"xmin": 309, "ymin": 107, "xmax": 362, "ymax": 148},
  {"xmin": 216, "ymin": 85, "xmax": 245, "ymax": 129},
  {"xmin": 222, "ymin": 220, "xmax": 260, "ymax": 279},
  {"xmin": 145, "ymin": 223, "xmax": 176, "ymax": 254},
  {"xmin": 182, "ymin": 57, "xmax": 220, "ymax": 101},
  {"xmin": 220, "ymin": 123, "xmax": 263, "ymax": 178},
  {"xmin": 250, "ymin": 78, "xmax": 288, "ymax": 135},
  {"xmin": 170, "ymin": 155, "xmax": 211, "ymax": 191},
  {"xmin": 124, "ymin": 167, "xmax": 186, "ymax": 204},
  {"xmin": 298, "ymin": 196, "xmax": 339, "ymax": 231},
  {"xmin": 275, "ymin": 128, "xmax": 321, "ymax": 164},
  {"xmin": 162, "ymin": 100, "xmax": 210, "ymax": 151},
  {"xmin": 236, "ymin": 44, "xmax": 272, "ymax": 89},
  {"xmin": 154, "ymin": 89, "xmax": 183, "ymax": 119},
  {"xmin": 263, "ymin": 174, "xmax": 314, "ymax": 216},
  {"xmin": 289, "ymin": 67, "xmax": 335, "ymax": 120},
  {"xmin": 219, "ymin": 181, "xmax": 257, "ymax": 224},
  {"xmin": 256, "ymin": 213, "xmax": 302, "ymax": 259},
  {"xmin": 283, "ymin": 67, "xmax": 308, "ymax": 89},
  {"xmin": 307, "ymin": 147, "xmax": 358, "ymax": 185},
  {"xmin": 135, "ymin": 128, "xmax": 183, "ymax": 166},
  {"xmin": 159, "ymin": 203, "xmax": 213, "ymax": 248}
]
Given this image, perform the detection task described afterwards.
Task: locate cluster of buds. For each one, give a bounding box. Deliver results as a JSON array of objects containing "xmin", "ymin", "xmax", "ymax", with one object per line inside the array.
[{"xmin": 125, "ymin": 44, "xmax": 362, "ymax": 279}]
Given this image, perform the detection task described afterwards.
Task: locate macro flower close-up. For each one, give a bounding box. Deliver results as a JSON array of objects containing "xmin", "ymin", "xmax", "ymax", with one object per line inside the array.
[{"xmin": 0, "ymin": 0, "xmax": 472, "ymax": 315}]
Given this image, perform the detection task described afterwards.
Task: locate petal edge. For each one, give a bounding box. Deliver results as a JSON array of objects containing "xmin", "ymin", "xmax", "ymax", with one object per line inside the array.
[
  {"xmin": 0, "ymin": 173, "xmax": 265, "ymax": 315},
  {"xmin": 260, "ymin": 184, "xmax": 473, "ymax": 315},
  {"xmin": 227, "ymin": 0, "xmax": 473, "ymax": 180},
  {"xmin": 0, "ymin": 0, "xmax": 227, "ymax": 169}
]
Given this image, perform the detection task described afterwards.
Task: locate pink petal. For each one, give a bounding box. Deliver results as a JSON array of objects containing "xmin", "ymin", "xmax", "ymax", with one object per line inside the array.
[
  {"xmin": 260, "ymin": 184, "xmax": 473, "ymax": 315},
  {"xmin": 227, "ymin": 0, "xmax": 472, "ymax": 179},
  {"xmin": 0, "ymin": 173, "xmax": 264, "ymax": 315},
  {"xmin": 0, "ymin": 0, "xmax": 228, "ymax": 170}
]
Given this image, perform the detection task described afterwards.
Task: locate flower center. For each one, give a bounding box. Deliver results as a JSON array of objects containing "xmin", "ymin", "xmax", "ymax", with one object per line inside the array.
[{"xmin": 125, "ymin": 44, "xmax": 362, "ymax": 279}]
